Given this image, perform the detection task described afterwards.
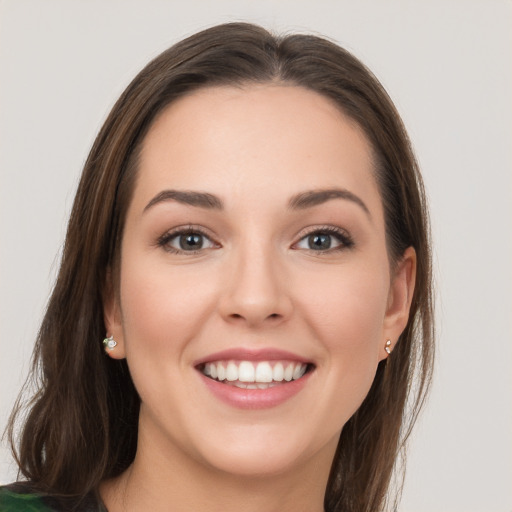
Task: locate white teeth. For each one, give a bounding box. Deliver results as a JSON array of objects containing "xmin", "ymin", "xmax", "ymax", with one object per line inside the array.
[
  {"xmin": 226, "ymin": 361, "xmax": 238, "ymax": 381},
  {"xmin": 293, "ymin": 364, "xmax": 306, "ymax": 380},
  {"xmin": 231, "ymin": 382, "xmax": 277, "ymax": 389},
  {"xmin": 217, "ymin": 364, "xmax": 226, "ymax": 381},
  {"xmin": 273, "ymin": 362, "xmax": 284, "ymax": 381},
  {"xmin": 284, "ymin": 363, "xmax": 294, "ymax": 381},
  {"xmin": 238, "ymin": 361, "xmax": 255, "ymax": 382},
  {"xmin": 255, "ymin": 362, "xmax": 273, "ymax": 382},
  {"xmin": 202, "ymin": 360, "xmax": 309, "ymax": 385}
]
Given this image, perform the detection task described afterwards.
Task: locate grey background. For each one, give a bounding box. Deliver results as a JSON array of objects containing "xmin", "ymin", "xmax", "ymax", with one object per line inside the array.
[{"xmin": 1, "ymin": 1, "xmax": 511, "ymax": 510}]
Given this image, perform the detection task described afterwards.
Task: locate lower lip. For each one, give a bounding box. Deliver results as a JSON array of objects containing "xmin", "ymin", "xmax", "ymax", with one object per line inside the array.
[{"xmin": 198, "ymin": 371, "xmax": 312, "ymax": 409}]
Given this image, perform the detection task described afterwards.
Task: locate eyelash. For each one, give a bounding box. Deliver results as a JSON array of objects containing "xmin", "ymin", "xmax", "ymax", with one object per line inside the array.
[
  {"xmin": 156, "ymin": 225, "xmax": 354, "ymax": 255},
  {"xmin": 157, "ymin": 225, "xmax": 217, "ymax": 255},
  {"xmin": 293, "ymin": 225, "xmax": 354, "ymax": 254}
]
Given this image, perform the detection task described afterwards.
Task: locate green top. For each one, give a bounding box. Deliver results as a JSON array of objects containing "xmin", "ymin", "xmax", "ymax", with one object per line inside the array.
[{"xmin": 0, "ymin": 483, "xmax": 107, "ymax": 512}]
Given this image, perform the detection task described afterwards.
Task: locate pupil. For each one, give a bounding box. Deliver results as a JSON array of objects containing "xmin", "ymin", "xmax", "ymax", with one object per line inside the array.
[
  {"xmin": 309, "ymin": 233, "xmax": 331, "ymax": 250},
  {"xmin": 180, "ymin": 233, "xmax": 202, "ymax": 250}
]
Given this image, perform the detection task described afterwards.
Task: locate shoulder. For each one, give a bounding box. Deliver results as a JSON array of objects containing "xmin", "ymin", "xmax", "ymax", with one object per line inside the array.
[
  {"xmin": 0, "ymin": 483, "xmax": 107, "ymax": 512},
  {"xmin": 0, "ymin": 483, "xmax": 53, "ymax": 511}
]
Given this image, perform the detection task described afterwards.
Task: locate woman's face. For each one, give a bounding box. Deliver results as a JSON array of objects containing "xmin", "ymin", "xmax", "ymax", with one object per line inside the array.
[{"xmin": 106, "ymin": 85, "xmax": 415, "ymax": 478}]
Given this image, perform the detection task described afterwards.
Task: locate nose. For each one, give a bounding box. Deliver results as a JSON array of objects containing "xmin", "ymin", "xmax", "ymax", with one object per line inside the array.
[{"xmin": 217, "ymin": 242, "xmax": 293, "ymax": 327}]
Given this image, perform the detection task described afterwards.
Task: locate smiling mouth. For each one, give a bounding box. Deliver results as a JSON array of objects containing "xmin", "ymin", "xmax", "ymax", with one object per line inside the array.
[{"xmin": 198, "ymin": 360, "xmax": 313, "ymax": 389}]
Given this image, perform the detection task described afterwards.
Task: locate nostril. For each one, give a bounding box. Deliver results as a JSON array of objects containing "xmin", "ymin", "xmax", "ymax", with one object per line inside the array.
[{"xmin": 229, "ymin": 313, "xmax": 281, "ymax": 320}]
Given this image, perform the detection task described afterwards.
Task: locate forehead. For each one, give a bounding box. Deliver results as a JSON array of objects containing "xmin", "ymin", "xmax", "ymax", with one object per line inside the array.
[{"xmin": 134, "ymin": 84, "xmax": 381, "ymax": 215}]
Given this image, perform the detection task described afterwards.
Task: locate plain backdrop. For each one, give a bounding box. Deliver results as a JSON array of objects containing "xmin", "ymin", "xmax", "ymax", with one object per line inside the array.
[{"xmin": 1, "ymin": 1, "xmax": 511, "ymax": 511}]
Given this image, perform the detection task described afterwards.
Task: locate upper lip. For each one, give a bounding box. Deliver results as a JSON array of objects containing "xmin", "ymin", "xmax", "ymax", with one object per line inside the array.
[{"xmin": 193, "ymin": 348, "xmax": 312, "ymax": 367}]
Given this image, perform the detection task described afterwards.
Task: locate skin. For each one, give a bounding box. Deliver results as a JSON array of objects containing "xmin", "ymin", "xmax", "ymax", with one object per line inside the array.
[{"xmin": 101, "ymin": 85, "xmax": 416, "ymax": 512}]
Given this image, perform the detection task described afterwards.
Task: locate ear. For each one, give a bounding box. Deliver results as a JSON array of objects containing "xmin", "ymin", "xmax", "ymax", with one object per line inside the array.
[
  {"xmin": 380, "ymin": 246, "xmax": 417, "ymax": 360},
  {"xmin": 102, "ymin": 269, "xmax": 126, "ymax": 359}
]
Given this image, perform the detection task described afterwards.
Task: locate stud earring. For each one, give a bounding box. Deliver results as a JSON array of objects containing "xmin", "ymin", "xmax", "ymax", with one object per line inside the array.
[
  {"xmin": 103, "ymin": 335, "xmax": 117, "ymax": 352},
  {"xmin": 385, "ymin": 339, "xmax": 392, "ymax": 354}
]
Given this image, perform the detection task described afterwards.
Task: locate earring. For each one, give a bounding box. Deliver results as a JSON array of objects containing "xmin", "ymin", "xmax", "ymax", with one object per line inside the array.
[
  {"xmin": 103, "ymin": 335, "xmax": 117, "ymax": 351},
  {"xmin": 385, "ymin": 339, "xmax": 392, "ymax": 354}
]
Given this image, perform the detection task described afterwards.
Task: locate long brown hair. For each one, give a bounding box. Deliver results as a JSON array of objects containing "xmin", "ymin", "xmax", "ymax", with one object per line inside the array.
[{"xmin": 7, "ymin": 22, "xmax": 434, "ymax": 512}]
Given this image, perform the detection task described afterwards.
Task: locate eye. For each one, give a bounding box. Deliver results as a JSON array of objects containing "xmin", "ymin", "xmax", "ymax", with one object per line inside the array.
[
  {"xmin": 158, "ymin": 228, "xmax": 217, "ymax": 254},
  {"xmin": 294, "ymin": 227, "xmax": 354, "ymax": 252}
]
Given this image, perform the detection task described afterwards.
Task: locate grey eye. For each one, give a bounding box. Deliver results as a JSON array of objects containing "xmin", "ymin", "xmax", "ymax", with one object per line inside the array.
[
  {"xmin": 296, "ymin": 232, "xmax": 343, "ymax": 251},
  {"xmin": 167, "ymin": 232, "xmax": 215, "ymax": 252},
  {"xmin": 179, "ymin": 233, "xmax": 204, "ymax": 250},
  {"xmin": 307, "ymin": 233, "xmax": 332, "ymax": 250}
]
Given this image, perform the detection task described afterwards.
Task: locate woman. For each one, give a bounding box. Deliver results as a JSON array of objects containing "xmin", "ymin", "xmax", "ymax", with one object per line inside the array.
[{"xmin": 2, "ymin": 22, "xmax": 434, "ymax": 512}]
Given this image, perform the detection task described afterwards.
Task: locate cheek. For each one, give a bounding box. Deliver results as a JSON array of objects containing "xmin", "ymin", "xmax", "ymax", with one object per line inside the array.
[
  {"xmin": 301, "ymin": 264, "xmax": 389, "ymax": 348},
  {"xmin": 117, "ymin": 258, "xmax": 224, "ymax": 416},
  {"xmin": 304, "ymin": 270, "xmax": 389, "ymax": 422},
  {"xmin": 118, "ymin": 258, "xmax": 219, "ymax": 356},
  {"xmin": 296, "ymin": 260, "xmax": 389, "ymax": 407}
]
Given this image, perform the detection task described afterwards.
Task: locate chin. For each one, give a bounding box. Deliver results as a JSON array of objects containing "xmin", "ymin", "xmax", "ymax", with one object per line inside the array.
[
  {"xmin": 200, "ymin": 444, "xmax": 310, "ymax": 478},
  {"xmin": 186, "ymin": 423, "xmax": 338, "ymax": 479}
]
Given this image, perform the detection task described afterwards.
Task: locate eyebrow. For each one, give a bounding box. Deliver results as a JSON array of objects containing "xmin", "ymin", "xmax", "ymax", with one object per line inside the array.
[
  {"xmin": 288, "ymin": 188, "xmax": 371, "ymax": 217},
  {"xmin": 143, "ymin": 190, "xmax": 224, "ymax": 212},
  {"xmin": 143, "ymin": 187, "xmax": 370, "ymax": 217}
]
